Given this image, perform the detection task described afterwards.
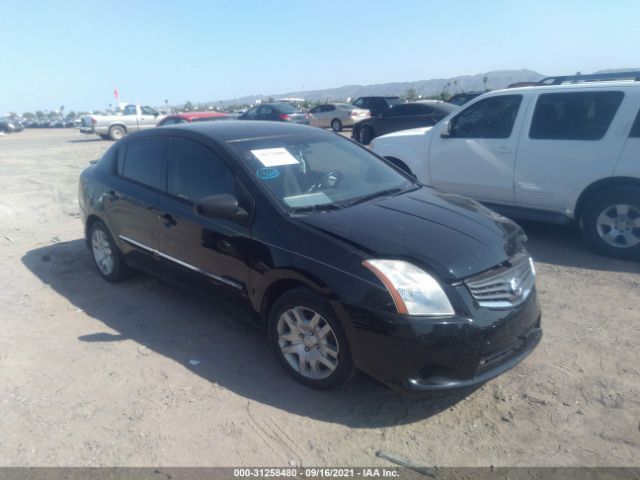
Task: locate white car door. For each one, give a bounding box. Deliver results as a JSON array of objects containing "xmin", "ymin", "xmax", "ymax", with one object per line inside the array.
[
  {"xmin": 429, "ymin": 94, "xmax": 526, "ymax": 204},
  {"xmin": 516, "ymin": 90, "xmax": 628, "ymax": 214},
  {"xmin": 138, "ymin": 106, "xmax": 160, "ymax": 130}
]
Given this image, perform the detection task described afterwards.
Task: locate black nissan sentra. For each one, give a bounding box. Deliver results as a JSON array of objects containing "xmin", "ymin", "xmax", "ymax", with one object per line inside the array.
[{"xmin": 79, "ymin": 121, "xmax": 541, "ymax": 391}]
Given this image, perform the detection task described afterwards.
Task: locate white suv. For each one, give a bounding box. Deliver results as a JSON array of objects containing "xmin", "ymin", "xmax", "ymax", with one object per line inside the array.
[{"xmin": 370, "ymin": 81, "xmax": 640, "ymax": 258}]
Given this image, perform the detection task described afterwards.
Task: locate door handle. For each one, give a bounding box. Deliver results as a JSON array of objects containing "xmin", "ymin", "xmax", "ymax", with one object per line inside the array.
[
  {"xmin": 495, "ymin": 146, "xmax": 513, "ymax": 153},
  {"xmin": 157, "ymin": 213, "xmax": 177, "ymax": 227}
]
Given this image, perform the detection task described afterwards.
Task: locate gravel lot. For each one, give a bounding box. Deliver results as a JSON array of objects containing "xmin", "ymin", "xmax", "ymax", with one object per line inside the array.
[{"xmin": 0, "ymin": 129, "xmax": 639, "ymax": 467}]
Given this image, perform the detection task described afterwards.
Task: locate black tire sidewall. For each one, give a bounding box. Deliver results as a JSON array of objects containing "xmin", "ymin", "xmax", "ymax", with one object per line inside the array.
[
  {"xmin": 331, "ymin": 119, "xmax": 342, "ymax": 132},
  {"xmin": 581, "ymin": 187, "xmax": 640, "ymax": 259},
  {"xmin": 360, "ymin": 126, "xmax": 372, "ymax": 145},
  {"xmin": 89, "ymin": 220, "xmax": 129, "ymax": 282},
  {"xmin": 267, "ymin": 288, "xmax": 353, "ymax": 389}
]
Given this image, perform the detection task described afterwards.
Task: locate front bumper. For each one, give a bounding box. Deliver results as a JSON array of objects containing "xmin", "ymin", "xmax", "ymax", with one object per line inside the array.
[{"xmin": 343, "ymin": 288, "xmax": 542, "ymax": 392}]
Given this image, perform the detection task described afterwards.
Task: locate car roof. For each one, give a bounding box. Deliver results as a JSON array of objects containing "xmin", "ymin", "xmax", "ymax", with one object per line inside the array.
[
  {"xmin": 494, "ymin": 80, "xmax": 640, "ymax": 94},
  {"xmin": 155, "ymin": 120, "xmax": 324, "ymax": 143}
]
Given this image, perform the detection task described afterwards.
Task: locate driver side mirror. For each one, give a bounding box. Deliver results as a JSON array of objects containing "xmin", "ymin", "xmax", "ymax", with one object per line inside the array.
[
  {"xmin": 194, "ymin": 194, "xmax": 248, "ymax": 220},
  {"xmin": 440, "ymin": 120, "xmax": 452, "ymax": 138}
]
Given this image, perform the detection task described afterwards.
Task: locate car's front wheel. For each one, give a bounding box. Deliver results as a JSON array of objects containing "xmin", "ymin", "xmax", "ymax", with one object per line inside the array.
[
  {"xmin": 89, "ymin": 220, "xmax": 132, "ymax": 282},
  {"xmin": 331, "ymin": 118, "xmax": 342, "ymax": 132},
  {"xmin": 581, "ymin": 186, "xmax": 640, "ymax": 259},
  {"xmin": 268, "ymin": 288, "xmax": 353, "ymax": 389}
]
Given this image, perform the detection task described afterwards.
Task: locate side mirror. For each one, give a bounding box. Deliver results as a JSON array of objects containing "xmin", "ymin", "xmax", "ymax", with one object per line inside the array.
[
  {"xmin": 441, "ymin": 120, "xmax": 452, "ymax": 138},
  {"xmin": 194, "ymin": 194, "xmax": 248, "ymax": 220}
]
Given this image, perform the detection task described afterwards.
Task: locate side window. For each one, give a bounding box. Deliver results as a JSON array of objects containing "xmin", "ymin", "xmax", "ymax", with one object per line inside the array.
[
  {"xmin": 325, "ymin": 105, "xmax": 336, "ymax": 112},
  {"xmin": 140, "ymin": 106, "xmax": 158, "ymax": 115},
  {"xmin": 244, "ymin": 106, "xmax": 259, "ymax": 118},
  {"xmin": 530, "ymin": 91, "xmax": 624, "ymax": 140},
  {"xmin": 259, "ymin": 106, "xmax": 273, "ymax": 115},
  {"xmin": 450, "ymin": 95, "xmax": 522, "ymax": 139},
  {"xmin": 309, "ymin": 106, "xmax": 320, "ymax": 114},
  {"xmin": 353, "ymin": 99, "xmax": 365, "ymax": 108},
  {"xmin": 123, "ymin": 105, "xmax": 137, "ymax": 116},
  {"xmin": 629, "ymin": 108, "xmax": 640, "ymax": 138},
  {"xmin": 167, "ymin": 139, "xmax": 234, "ymax": 202},
  {"xmin": 120, "ymin": 138, "xmax": 167, "ymax": 189}
]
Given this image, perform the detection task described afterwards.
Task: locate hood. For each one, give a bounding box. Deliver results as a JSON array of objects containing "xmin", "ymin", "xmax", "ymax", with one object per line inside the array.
[{"xmin": 297, "ymin": 187, "xmax": 524, "ymax": 282}]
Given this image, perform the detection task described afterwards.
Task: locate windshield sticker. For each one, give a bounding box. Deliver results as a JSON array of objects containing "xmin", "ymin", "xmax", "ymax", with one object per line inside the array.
[
  {"xmin": 256, "ymin": 167, "xmax": 280, "ymax": 180},
  {"xmin": 251, "ymin": 147, "xmax": 300, "ymax": 167}
]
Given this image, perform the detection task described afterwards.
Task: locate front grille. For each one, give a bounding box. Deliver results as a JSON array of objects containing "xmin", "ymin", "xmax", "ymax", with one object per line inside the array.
[{"xmin": 465, "ymin": 253, "xmax": 536, "ymax": 309}]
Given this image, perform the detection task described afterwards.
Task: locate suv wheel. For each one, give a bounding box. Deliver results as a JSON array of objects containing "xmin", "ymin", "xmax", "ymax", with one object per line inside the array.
[
  {"xmin": 89, "ymin": 220, "xmax": 132, "ymax": 282},
  {"xmin": 109, "ymin": 125, "xmax": 125, "ymax": 141},
  {"xmin": 268, "ymin": 288, "xmax": 353, "ymax": 389},
  {"xmin": 358, "ymin": 126, "xmax": 373, "ymax": 145},
  {"xmin": 581, "ymin": 187, "xmax": 640, "ymax": 258},
  {"xmin": 331, "ymin": 118, "xmax": 342, "ymax": 132}
]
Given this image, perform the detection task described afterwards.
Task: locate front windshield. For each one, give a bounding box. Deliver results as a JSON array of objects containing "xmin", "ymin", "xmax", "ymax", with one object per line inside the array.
[{"xmin": 227, "ymin": 132, "xmax": 414, "ymax": 212}]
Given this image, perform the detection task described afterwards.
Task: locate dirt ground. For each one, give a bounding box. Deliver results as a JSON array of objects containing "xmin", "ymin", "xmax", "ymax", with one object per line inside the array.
[{"xmin": 0, "ymin": 129, "xmax": 638, "ymax": 467}]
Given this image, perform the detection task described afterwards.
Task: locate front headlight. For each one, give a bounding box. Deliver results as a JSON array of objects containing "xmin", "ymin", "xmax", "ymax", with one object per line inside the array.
[{"xmin": 363, "ymin": 259, "xmax": 454, "ymax": 316}]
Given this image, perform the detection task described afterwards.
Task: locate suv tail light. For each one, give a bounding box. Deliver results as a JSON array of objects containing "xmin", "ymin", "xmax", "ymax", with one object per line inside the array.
[
  {"xmin": 91, "ymin": 117, "xmax": 97, "ymax": 125},
  {"xmin": 279, "ymin": 114, "xmax": 291, "ymax": 121}
]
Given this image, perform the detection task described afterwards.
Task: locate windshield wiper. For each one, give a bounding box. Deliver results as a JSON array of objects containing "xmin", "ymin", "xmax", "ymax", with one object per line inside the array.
[
  {"xmin": 343, "ymin": 187, "xmax": 406, "ymax": 207},
  {"xmin": 289, "ymin": 203, "xmax": 343, "ymax": 214}
]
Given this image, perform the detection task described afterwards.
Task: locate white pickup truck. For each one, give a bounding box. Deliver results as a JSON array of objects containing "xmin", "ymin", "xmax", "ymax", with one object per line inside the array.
[{"xmin": 79, "ymin": 104, "xmax": 165, "ymax": 140}]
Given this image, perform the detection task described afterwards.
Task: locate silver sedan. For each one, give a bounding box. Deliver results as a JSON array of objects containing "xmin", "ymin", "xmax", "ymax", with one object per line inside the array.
[{"xmin": 308, "ymin": 103, "xmax": 370, "ymax": 132}]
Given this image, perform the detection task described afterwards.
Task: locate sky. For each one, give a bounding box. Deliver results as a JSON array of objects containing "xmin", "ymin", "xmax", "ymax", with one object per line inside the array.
[{"xmin": 1, "ymin": 0, "xmax": 639, "ymax": 113}]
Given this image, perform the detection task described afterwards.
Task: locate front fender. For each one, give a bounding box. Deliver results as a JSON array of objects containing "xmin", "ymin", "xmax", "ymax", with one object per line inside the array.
[{"xmin": 372, "ymin": 142, "xmax": 429, "ymax": 183}]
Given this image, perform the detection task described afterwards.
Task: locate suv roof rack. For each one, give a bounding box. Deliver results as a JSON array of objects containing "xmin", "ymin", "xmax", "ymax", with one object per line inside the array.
[{"xmin": 539, "ymin": 71, "xmax": 640, "ymax": 85}]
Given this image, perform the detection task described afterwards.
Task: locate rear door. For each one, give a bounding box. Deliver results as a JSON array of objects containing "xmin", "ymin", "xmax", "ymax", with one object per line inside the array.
[
  {"xmin": 515, "ymin": 90, "xmax": 626, "ymax": 213},
  {"xmin": 156, "ymin": 137, "xmax": 253, "ymax": 301},
  {"xmin": 429, "ymin": 94, "xmax": 525, "ymax": 203},
  {"xmin": 104, "ymin": 137, "xmax": 168, "ymax": 274}
]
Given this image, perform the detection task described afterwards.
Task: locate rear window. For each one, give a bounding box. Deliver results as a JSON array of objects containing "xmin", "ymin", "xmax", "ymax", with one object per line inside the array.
[
  {"xmin": 529, "ymin": 91, "xmax": 624, "ymax": 140},
  {"xmin": 275, "ymin": 103, "xmax": 297, "ymax": 114},
  {"xmin": 630, "ymin": 109, "xmax": 640, "ymax": 138},
  {"xmin": 119, "ymin": 138, "xmax": 167, "ymax": 189}
]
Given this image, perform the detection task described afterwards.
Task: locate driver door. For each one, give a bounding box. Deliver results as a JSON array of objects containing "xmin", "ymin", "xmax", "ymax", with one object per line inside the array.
[
  {"xmin": 139, "ymin": 106, "xmax": 160, "ymax": 129},
  {"xmin": 429, "ymin": 94, "xmax": 526, "ymax": 203}
]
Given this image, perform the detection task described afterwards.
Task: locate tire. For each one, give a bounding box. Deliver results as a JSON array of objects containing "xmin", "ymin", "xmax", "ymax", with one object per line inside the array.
[
  {"xmin": 268, "ymin": 288, "xmax": 353, "ymax": 389},
  {"xmin": 88, "ymin": 220, "xmax": 133, "ymax": 282},
  {"xmin": 580, "ymin": 186, "xmax": 640, "ymax": 259},
  {"xmin": 331, "ymin": 118, "xmax": 342, "ymax": 132},
  {"xmin": 358, "ymin": 126, "xmax": 373, "ymax": 145},
  {"xmin": 109, "ymin": 125, "xmax": 126, "ymax": 141},
  {"xmin": 99, "ymin": 134, "xmax": 110, "ymax": 140}
]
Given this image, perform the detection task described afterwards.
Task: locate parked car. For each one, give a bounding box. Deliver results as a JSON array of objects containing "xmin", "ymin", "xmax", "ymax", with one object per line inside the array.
[
  {"xmin": 308, "ymin": 103, "xmax": 370, "ymax": 132},
  {"xmin": 351, "ymin": 96, "xmax": 402, "ymax": 116},
  {"xmin": 80, "ymin": 104, "xmax": 165, "ymax": 140},
  {"xmin": 352, "ymin": 101, "xmax": 457, "ymax": 145},
  {"xmin": 0, "ymin": 117, "xmax": 19, "ymax": 133},
  {"xmin": 371, "ymin": 81, "xmax": 640, "ymax": 258},
  {"xmin": 157, "ymin": 111, "xmax": 229, "ymax": 126},
  {"xmin": 239, "ymin": 103, "xmax": 309, "ymax": 124},
  {"xmin": 447, "ymin": 92, "xmax": 483, "ymax": 106},
  {"xmin": 79, "ymin": 121, "xmax": 541, "ymax": 391}
]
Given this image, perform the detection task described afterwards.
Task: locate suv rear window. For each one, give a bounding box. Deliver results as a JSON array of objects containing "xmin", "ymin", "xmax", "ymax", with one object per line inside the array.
[{"xmin": 529, "ymin": 91, "xmax": 624, "ymax": 140}]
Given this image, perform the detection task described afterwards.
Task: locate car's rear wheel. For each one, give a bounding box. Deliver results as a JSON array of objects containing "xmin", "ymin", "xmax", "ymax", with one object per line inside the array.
[
  {"xmin": 109, "ymin": 125, "xmax": 125, "ymax": 141},
  {"xmin": 358, "ymin": 126, "xmax": 373, "ymax": 145},
  {"xmin": 268, "ymin": 288, "xmax": 353, "ymax": 389},
  {"xmin": 581, "ymin": 187, "xmax": 640, "ymax": 259},
  {"xmin": 331, "ymin": 118, "xmax": 342, "ymax": 132},
  {"xmin": 89, "ymin": 220, "xmax": 132, "ymax": 282}
]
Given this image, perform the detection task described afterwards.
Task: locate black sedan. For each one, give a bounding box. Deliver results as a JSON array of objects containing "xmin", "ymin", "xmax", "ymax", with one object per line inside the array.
[
  {"xmin": 239, "ymin": 103, "xmax": 309, "ymax": 124},
  {"xmin": 353, "ymin": 101, "xmax": 458, "ymax": 145},
  {"xmin": 79, "ymin": 121, "xmax": 541, "ymax": 391}
]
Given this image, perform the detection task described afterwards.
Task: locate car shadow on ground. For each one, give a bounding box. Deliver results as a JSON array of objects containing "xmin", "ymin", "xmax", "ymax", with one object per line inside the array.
[
  {"xmin": 519, "ymin": 220, "xmax": 640, "ymax": 274},
  {"xmin": 67, "ymin": 138, "xmax": 106, "ymax": 143},
  {"xmin": 22, "ymin": 239, "xmax": 475, "ymax": 428}
]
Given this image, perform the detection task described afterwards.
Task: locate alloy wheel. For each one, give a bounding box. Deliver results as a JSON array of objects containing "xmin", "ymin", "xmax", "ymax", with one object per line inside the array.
[
  {"xmin": 92, "ymin": 229, "xmax": 115, "ymax": 275},
  {"xmin": 596, "ymin": 203, "xmax": 640, "ymax": 248},
  {"xmin": 276, "ymin": 306, "xmax": 339, "ymax": 379}
]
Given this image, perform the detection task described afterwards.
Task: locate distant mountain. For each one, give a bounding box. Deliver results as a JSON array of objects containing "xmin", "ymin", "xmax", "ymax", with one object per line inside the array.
[{"xmin": 210, "ymin": 69, "xmax": 546, "ymax": 106}]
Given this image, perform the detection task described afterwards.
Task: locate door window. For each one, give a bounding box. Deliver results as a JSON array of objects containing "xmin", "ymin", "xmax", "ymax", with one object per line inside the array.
[
  {"xmin": 167, "ymin": 139, "xmax": 235, "ymax": 202},
  {"xmin": 529, "ymin": 91, "xmax": 624, "ymax": 140},
  {"xmin": 119, "ymin": 138, "xmax": 167, "ymax": 189},
  {"xmin": 140, "ymin": 106, "xmax": 158, "ymax": 115},
  {"xmin": 629, "ymin": 108, "xmax": 640, "ymax": 138},
  {"xmin": 450, "ymin": 95, "xmax": 522, "ymax": 138}
]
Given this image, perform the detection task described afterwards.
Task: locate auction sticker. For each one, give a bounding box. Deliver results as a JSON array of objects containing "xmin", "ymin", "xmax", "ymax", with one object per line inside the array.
[
  {"xmin": 251, "ymin": 147, "xmax": 299, "ymax": 167},
  {"xmin": 256, "ymin": 167, "xmax": 280, "ymax": 180}
]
